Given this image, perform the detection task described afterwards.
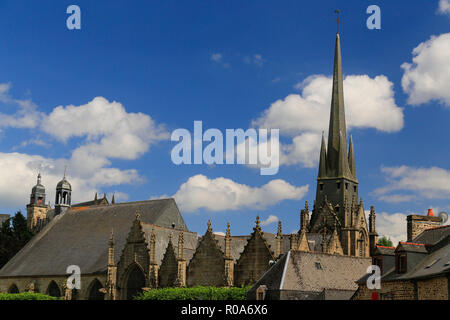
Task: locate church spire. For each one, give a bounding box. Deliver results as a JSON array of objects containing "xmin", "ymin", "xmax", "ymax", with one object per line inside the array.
[
  {"xmin": 327, "ymin": 32, "xmax": 348, "ymax": 177},
  {"xmin": 318, "ymin": 132, "xmax": 327, "ymax": 178},
  {"xmin": 348, "ymin": 134, "xmax": 356, "ymax": 178}
]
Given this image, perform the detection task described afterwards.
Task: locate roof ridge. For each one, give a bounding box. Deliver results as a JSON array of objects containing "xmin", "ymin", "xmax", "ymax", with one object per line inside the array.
[
  {"xmin": 399, "ymin": 242, "xmax": 426, "ymax": 246},
  {"xmin": 376, "ymin": 245, "xmax": 395, "ymax": 249}
]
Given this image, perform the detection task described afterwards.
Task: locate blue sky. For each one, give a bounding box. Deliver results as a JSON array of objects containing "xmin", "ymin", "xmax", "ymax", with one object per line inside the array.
[{"xmin": 0, "ymin": 0, "xmax": 449, "ymax": 243}]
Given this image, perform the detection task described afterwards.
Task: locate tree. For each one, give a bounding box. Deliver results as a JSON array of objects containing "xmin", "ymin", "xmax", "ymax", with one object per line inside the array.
[
  {"xmin": 377, "ymin": 235, "xmax": 393, "ymax": 247},
  {"xmin": 0, "ymin": 211, "xmax": 34, "ymax": 269}
]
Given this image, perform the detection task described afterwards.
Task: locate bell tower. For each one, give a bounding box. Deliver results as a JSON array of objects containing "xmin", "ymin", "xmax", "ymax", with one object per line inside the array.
[
  {"xmin": 55, "ymin": 172, "xmax": 72, "ymax": 216},
  {"xmin": 27, "ymin": 173, "xmax": 50, "ymax": 231}
]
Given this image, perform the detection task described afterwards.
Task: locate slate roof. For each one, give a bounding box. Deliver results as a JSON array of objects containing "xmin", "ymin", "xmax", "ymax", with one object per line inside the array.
[
  {"xmin": 0, "ymin": 198, "xmax": 188, "ymax": 277},
  {"xmin": 213, "ymin": 234, "xmax": 248, "ymax": 262},
  {"xmin": 249, "ymin": 250, "xmax": 371, "ymax": 298},
  {"xmin": 413, "ymin": 225, "xmax": 450, "ymax": 245},
  {"xmin": 375, "ymin": 246, "xmax": 396, "ymax": 255},
  {"xmin": 396, "ymin": 242, "xmax": 429, "ymax": 253},
  {"xmin": 381, "ymin": 236, "xmax": 450, "ymax": 282}
]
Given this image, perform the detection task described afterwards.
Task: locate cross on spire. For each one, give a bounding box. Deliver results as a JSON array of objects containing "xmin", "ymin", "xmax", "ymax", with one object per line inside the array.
[{"xmin": 334, "ymin": 9, "xmax": 340, "ymax": 33}]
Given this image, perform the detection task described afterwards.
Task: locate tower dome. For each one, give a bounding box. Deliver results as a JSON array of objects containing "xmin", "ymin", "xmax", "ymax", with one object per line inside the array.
[
  {"xmin": 30, "ymin": 173, "xmax": 46, "ymax": 206},
  {"xmin": 55, "ymin": 173, "xmax": 72, "ymax": 216}
]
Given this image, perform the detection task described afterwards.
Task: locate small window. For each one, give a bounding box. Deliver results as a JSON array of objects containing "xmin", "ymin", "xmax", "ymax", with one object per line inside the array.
[
  {"xmin": 315, "ymin": 262, "xmax": 322, "ymax": 270},
  {"xmin": 397, "ymin": 254, "xmax": 407, "ymax": 274},
  {"xmin": 319, "ymin": 183, "xmax": 324, "ymax": 191},
  {"xmin": 337, "ymin": 182, "xmax": 341, "ymax": 190},
  {"xmin": 354, "ymin": 186, "xmax": 357, "ymax": 192},
  {"xmin": 345, "ymin": 183, "xmax": 349, "ymax": 190}
]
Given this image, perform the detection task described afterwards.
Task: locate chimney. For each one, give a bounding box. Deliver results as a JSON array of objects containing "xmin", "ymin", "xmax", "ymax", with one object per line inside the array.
[{"xmin": 406, "ymin": 209, "xmax": 441, "ymax": 242}]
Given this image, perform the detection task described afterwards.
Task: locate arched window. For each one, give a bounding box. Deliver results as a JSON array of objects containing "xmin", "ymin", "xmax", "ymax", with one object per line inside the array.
[
  {"xmin": 359, "ymin": 231, "xmax": 367, "ymax": 257},
  {"xmin": 87, "ymin": 279, "xmax": 105, "ymax": 300},
  {"xmin": 8, "ymin": 284, "xmax": 19, "ymax": 294},
  {"xmin": 47, "ymin": 281, "xmax": 61, "ymax": 298},
  {"xmin": 125, "ymin": 264, "xmax": 146, "ymax": 300}
]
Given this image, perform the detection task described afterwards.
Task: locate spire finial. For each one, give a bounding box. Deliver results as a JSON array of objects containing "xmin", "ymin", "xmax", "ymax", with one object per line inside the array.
[
  {"xmin": 334, "ymin": 9, "xmax": 340, "ymax": 34},
  {"xmin": 63, "ymin": 165, "xmax": 67, "ymax": 179},
  {"xmin": 135, "ymin": 210, "xmax": 141, "ymax": 220},
  {"xmin": 277, "ymin": 220, "xmax": 282, "ymax": 236},
  {"xmin": 207, "ymin": 219, "xmax": 212, "ymax": 233},
  {"xmin": 255, "ymin": 215, "xmax": 261, "ymax": 229},
  {"xmin": 226, "ymin": 222, "xmax": 231, "ymax": 237}
]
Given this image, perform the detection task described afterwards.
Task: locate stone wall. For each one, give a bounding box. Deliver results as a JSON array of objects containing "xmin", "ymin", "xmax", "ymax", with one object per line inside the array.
[
  {"xmin": 417, "ymin": 276, "xmax": 448, "ymax": 300},
  {"xmin": 0, "ymin": 274, "xmax": 107, "ymax": 300},
  {"xmin": 407, "ymin": 215, "xmax": 440, "ymax": 241},
  {"xmin": 158, "ymin": 243, "xmax": 178, "ymax": 288},
  {"xmin": 186, "ymin": 233, "xmax": 226, "ymax": 287},
  {"xmin": 234, "ymin": 230, "xmax": 274, "ymax": 287}
]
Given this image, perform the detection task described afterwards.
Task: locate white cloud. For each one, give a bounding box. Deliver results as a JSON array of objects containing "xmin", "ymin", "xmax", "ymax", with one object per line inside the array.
[
  {"xmin": 0, "ymin": 152, "xmax": 139, "ymax": 209},
  {"xmin": 252, "ymin": 74, "xmax": 403, "ymax": 167},
  {"xmin": 401, "ymin": 33, "xmax": 450, "ymax": 106},
  {"xmin": 166, "ymin": 174, "xmax": 308, "ymax": 213},
  {"xmin": 438, "ymin": 0, "xmax": 450, "ymax": 15},
  {"xmin": 375, "ymin": 212, "xmax": 408, "ymax": 246},
  {"xmin": 254, "ymin": 75, "xmax": 403, "ymax": 135},
  {"xmin": 0, "ymin": 93, "xmax": 168, "ymax": 209},
  {"xmin": 261, "ymin": 215, "xmax": 279, "ymax": 226},
  {"xmin": 41, "ymin": 97, "xmax": 168, "ymax": 177},
  {"xmin": 213, "ymin": 231, "xmax": 226, "ymax": 236},
  {"xmin": 375, "ymin": 166, "xmax": 450, "ymax": 202},
  {"xmin": 211, "ymin": 53, "xmax": 223, "ymax": 62},
  {"xmin": 0, "ymin": 83, "xmax": 44, "ymax": 130}
]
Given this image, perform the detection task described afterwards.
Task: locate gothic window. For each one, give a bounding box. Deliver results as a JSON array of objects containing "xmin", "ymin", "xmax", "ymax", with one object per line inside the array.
[
  {"xmin": 125, "ymin": 264, "xmax": 146, "ymax": 300},
  {"xmin": 8, "ymin": 284, "xmax": 19, "ymax": 293},
  {"xmin": 354, "ymin": 186, "xmax": 357, "ymax": 192},
  {"xmin": 47, "ymin": 281, "xmax": 61, "ymax": 297},
  {"xmin": 345, "ymin": 183, "xmax": 349, "ymax": 190},
  {"xmin": 87, "ymin": 279, "xmax": 105, "ymax": 300}
]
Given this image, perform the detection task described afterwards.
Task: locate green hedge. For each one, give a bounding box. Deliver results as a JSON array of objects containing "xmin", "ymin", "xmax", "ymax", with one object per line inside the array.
[
  {"xmin": 0, "ymin": 293, "xmax": 60, "ymax": 300},
  {"xmin": 135, "ymin": 286, "xmax": 250, "ymax": 300}
]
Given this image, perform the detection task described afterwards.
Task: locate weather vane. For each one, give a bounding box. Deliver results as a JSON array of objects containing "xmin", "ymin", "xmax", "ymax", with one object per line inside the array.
[{"xmin": 334, "ymin": 9, "xmax": 340, "ymax": 33}]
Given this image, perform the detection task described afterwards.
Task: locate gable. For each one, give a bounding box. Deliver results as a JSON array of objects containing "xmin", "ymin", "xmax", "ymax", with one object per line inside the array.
[{"xmin": 187, "ymin": 232, "xmax": 225, "ymax": 287}]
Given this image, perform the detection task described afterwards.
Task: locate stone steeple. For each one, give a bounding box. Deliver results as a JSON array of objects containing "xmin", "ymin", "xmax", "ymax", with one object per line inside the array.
[
  {"xmin": 313, "ymin": 31, "xmax": 359, "ymax": 226},
  {"xmin": 327, "ymin": 32, "xmax": 346, "ymax": 171}
]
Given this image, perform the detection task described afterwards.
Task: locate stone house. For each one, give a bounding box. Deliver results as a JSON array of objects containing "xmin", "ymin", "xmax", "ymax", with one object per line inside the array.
[{"xmin": 353, "ymin": 211, "xmax": 450, "ymax": 300}]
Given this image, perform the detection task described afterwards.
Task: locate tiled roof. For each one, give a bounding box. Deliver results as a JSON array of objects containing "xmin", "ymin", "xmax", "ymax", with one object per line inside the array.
[{"xmin": 249, "ymin": 250, "xmax": 371, "ymax": 296}]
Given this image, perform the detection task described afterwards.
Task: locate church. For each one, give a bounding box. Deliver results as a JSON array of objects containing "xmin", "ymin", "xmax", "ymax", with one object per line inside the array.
[{"xmin": 0, "ymin": 31, "xmax": 376, "ymax": 300}]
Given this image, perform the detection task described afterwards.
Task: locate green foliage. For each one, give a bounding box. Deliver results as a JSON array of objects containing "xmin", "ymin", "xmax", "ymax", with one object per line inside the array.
[
  {"xmin": 135, "ymin": 286, "xmax": 250, "ymax": 300},
  {"xmin": 0, "ymin": 211, "xmax": 34, "ymax": 269},
  {"xmin": 377, "ymin": 235, "xmax": 394, "ymax": 247},
  {"xmin": 0, "ymin": 292, "xmax": 60, "ymax": 300}
]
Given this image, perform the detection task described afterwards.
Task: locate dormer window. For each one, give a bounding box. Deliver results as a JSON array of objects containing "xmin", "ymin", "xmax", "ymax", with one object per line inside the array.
[
  {"xmin": 396, "ymin": 253, "xmax": 407, "ymax": 273},
  {"xmin": 373, "ymin": 256, "xmax": 383, "ymax": 274}
]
